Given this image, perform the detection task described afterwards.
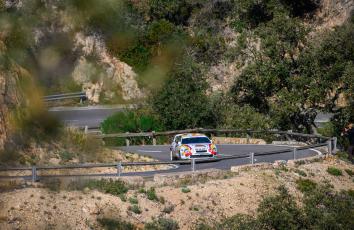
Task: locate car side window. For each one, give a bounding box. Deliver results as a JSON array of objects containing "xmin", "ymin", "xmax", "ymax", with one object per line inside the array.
[{"xmin": 175, "ymin": 136, "xmax": 181, "ymax": 144}]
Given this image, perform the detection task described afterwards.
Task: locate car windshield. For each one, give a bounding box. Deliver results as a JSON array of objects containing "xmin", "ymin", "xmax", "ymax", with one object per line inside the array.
[{"xmin": 181, "ymin": 137, "xmax": 211, "ymax": 144}]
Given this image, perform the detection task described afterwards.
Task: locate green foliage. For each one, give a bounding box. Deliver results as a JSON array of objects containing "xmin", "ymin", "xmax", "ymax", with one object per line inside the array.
[
  {"xmin": 151, "ymin": 55, "xmax": 215, "ymax": 130},
  {"xmin": 101, "ymin": 109, "xmax": 163, "ymax": 134},
  {"xmin": 181, "ymin": 187, "xmax": 191, "ymax": 193},
  {"xmin": 296, "ymin": 178, "xmax": 317, "ymax": 193},
  {"xmin": 85, "ymin": 179, "xmax": 128, "ymax": 196},
  {"xmin": 128, "ymin": 204, "xmax": 141, "ymax": 214},
  {"xmin": 294, "ymin": 169, "xmax": 307, "ymax": 177},
  {"xmin": 257, "ymin": 185, "xmax": 306, "ymax": 229},
  {"xmin": 345, "ymin": 169, "xmax": 354, "ymax": 177},
  {"xmin": 144, "ymin": 218, "xmax": 179, "ymax": 230},
  {"xmin": 97, "ymin": 218, "xmax": 134, "ymax": 230},
  {"xmin": 317, "ymin": 122, "xmax": 336, "ymax": 137},
  {"xmin": 97, "ymin": 217, "xmax": 135, "ymax": 230},
  {"xmin": 162, "ymin": 204, "xmax": 175, "ymax": 214},
  {"xmin": 327, "ymin": 167, "xmax": 343, "ymax": 176},
  {"xmin": 199, "ymin": 184, "xmax": 354, "ymax": 230},
  {"xmin": 129, "ymin": 196, "xmax": 138, "ymax": 204},
  {"xmin": 146, "ymin": 187, "xmax": 158, "ymax": 201}
]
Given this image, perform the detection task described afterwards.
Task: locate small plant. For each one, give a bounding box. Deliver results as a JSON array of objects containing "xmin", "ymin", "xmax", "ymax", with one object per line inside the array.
[
  {"xmin": 144, "ymin": 218, "xmax": 179, "ymax": 230},
  {"xmin": 59, "ymin": 151, "xmax": 75, "ymax": 162},
  {"xmin": 159, "ymin": 196, "xmax": 165, "ymax": 204},
  {"xmin": 129, "ymin": 196, "xmax": 138, "ymax": 204},
  {"xmin": 294, "ymin": 169, "xmax": 307, "ymax": 177},
  {"xmin": 181, "ymin": 187, "xmax": 191, "ymax": 193},
  {"xmin": 119, "ymin": 194, "xmax": 127, "ymax": 202},
  {"xmin": 348, "ymin": 189, "xmax": 354, "ymax": 198},
  {"xmin": 345, "ymin": 169, "xmax": 354, "ymax": 177},
  {"xmin": 97, "ymin": 217, "xmax": 134, "ymax": 230},
  {"xmin": 295, "ymin": 160, "xmax": 306, "ymax": 166},
  {"xmin": 86, "ymin": 179, "xmax": 129, "ymax": 196},
  {"xmin": 162, "ymin": 204, "xmax": 175, "ymax": 214},
  {"xmin": 327, "ymin": 167, "xmax": 343, "ymax": 176},
  {"xmin": 138, "ymin": 187, "xmax": 146, "ymax": 193},
  {"xmin": 296, "ymin": 179, "xmax": 317, "ymax": 193},
  {"xmin": 146, "ymin": 187, "xmax": 158, "ymax": 201},
  {"xmin": 128, "ymin": 205, "xmax": 142, "ymax": 214}
]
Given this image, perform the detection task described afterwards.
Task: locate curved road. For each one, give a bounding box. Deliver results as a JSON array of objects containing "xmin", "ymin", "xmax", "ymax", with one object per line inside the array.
[
  {"xmin": 116, "ymin": 144, "xmax": 320, "ymax": 177},
  {"xmin": 46, "ymin": 106, "xmax": 320, "ymax": 177}
]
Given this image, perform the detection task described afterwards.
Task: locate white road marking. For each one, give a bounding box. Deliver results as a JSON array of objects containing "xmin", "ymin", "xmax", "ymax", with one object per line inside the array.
[
  {"xmin": 138, "ymin": 150, "xmax": 163, "ymax": 153},
  {"xmin": 310, "ymin": 148, "xmax": 322, "ymax": 155}
]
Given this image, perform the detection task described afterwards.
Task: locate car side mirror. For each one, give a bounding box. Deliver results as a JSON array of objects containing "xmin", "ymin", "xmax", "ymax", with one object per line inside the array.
[
  {"xmin": 178, "ymin": 141, "xmax": 181, "ymax": 145},
  {"xmin": 210, "ymin": 140, "xmax": 213, "ymax": 143}
]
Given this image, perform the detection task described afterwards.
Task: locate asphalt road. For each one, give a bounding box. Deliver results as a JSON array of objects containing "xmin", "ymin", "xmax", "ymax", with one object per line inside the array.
[
  {"xmin": 116, "ymin": 144, "xmax": 320, "ymax": 177},
  {"xmin": 48, "ymin": 105, "xmax": 129, "ymax": 128}
]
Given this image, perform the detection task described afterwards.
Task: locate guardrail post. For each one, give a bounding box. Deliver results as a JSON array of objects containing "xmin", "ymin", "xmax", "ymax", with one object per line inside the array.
[
  {"xmin": 250, "ymin": 152, "xmax": 254, "ymax": 165},
  {"xmin": 333, "ymin": 137, "xmax": 337, "ymax": 154},
  {"xmin": 152, "ymin": 131, "xmax": 156, "ymax": 146},
  {"xmin": 32, "ymin": 166, "xmax": 37, "ymax": 182},
  {"xmin": 117, "ymin": 161, "xmax": 122, "ymax": 176},
  {"xmin": 125, "ymin": 132, "xmax": 130, "ymax": 147},
  {"xmin": 84, "ymin": 126, "xmax": 88, "ymax": 134},
  {"xmin": 293, "ymin": 147, "xmax": 297, "ymax": 160},
  {"xmin": 191, "ymin": 158, "xmax": 196, "ymax": 172},
  {"xmin": 327, "ymin": 138, "xmax": 332, "ymax": 155}
]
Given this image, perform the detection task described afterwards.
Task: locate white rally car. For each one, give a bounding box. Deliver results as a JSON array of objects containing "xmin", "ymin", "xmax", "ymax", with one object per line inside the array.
[{"xmin": 170, "ymin": 133, "xmax": 218, "ymax": 160}]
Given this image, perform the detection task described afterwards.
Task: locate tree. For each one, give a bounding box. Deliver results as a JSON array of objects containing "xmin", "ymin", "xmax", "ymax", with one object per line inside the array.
[{"xmin": 151, "ymin": 54, "xmax": 214, "ymax": 130}]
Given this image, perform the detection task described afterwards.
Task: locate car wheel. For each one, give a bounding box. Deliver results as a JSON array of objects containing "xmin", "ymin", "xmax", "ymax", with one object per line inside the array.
[{"xmin": 170, "ymin": 151, "xmax": 176, "ymax": 161}]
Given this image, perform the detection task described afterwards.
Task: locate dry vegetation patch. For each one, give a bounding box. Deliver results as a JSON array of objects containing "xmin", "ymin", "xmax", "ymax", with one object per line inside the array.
[{"xmin": 0, "ymin": 157, "xmax": 353, "ymax": 229}]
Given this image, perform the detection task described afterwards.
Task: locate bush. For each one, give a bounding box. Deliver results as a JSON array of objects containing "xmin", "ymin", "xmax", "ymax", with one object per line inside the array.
[
  {"xmin": 327, "ymin": 167, "xmax": 343, "ymax": 176},
  {"xmin": 194, "ymin": 184, "xmax": 354, "ymax": 229},
  {"xmin": 181, "ymin": 187, "xmax": 191, "ymax": 193},
  {"xmin": 296, "ymin": 178, "xmax": 317, "ymax": 193},
  {"xmin": 144, "ymin": 218, "xmax": 179, "ymax": 230},
  {"xmin": 294, "ymin": 169, "xmax": 307, "ymax": 177},
  {"xmin": 128, "ymin": 205, "xmax": 141, "ymax": 214},
  {"xmin": 85, "ymin": 179, "xmax": 128, "ymax": 196},
  {"xmin": 151, "ymin": 55, "xmax": 215, "ymax": 130},
  {"xmin": 162, "ymin": 204, "xmax": 175, "ymax": 214},
  {"xmin": 97, "ymin": 217, "xmax": 135, "ymax": 230},
  {"xmin": 129, "ymin": 196, "xmax": 138, "ymax": 204},
  {"xmin": 146, "ymin": 187, "xmax": 158, "ymax": 201},
  {"xmin": 345, "ymin": 169, "xmax": 354, "ymax": 177},
  {"xmin": 101, "ymin": 109, "xmax": 163, "ymax": 133}
]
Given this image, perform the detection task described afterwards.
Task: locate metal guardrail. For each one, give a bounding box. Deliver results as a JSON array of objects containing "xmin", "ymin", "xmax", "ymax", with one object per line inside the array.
[
  {"xmin": 0, "ymin": 139, "xmax": 332, "ymax": 182},
  {"xmin": 94, "ymin": 128, "xmax": 331, "ymax": 147},
  {"xmin": 43, "ymin": 92, "xmax": 86, "ymax": 102}
]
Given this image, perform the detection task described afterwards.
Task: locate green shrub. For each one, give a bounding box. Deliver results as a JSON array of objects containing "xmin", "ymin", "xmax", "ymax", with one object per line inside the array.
[
  {"xmin": 129, "ymin": 196, "xmax": 138, "ymax": 204},
  {"xmin": 144, "ymin": 218, "xmax": 179, "ymax": 230},
  {"xmin": 97, "ymin": 217, "xmax": 135, "ymax": 230},
  {"xmin": 296, "ymin": 179, "xmax": 317, "ymax": 193},
  {"xmin": 345, "ymin": 169, "xmax": 354, "ymax": 177},
  {"xmin": 181, "ymin": 187, "xmax": 191, "ymax": 193},
  {"xmin": 59, "ymin": 151, "xmax": 75, "ymax": 162},
  {"xmin": 146, "ymin": 187, "xmax": 158, "ymax": 201},
  {"xmin": 327, "ymin": 167, "xmax": 343, "ymax": 176},
  {"xmin": 294, "ymin": 169, "xmax": 307, "ymax": 177},
  {"xmin": 128, "ymin": 205, "xmax": 141, "ymax": 214},
  {"xmin": 162, "ymin": 204, "xmax": 175, "ymax": 214},
  {"xmin": 86, "ymin": 179, "xmax": 128, "ymax": 196}
]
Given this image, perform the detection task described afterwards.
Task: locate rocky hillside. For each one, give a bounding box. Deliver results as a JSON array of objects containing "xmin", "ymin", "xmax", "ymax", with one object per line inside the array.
[
  {"xmin": 2, "ymin": 0, "xmax": 353, "ymax": 104},
  {"xmin": 0, "ymin": 156, "xmax": 353, "ymax": 229}
]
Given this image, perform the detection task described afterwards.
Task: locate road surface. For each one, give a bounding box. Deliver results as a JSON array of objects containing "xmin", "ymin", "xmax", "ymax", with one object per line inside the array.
[
  {"xmin": 115, "ymin": 144, "xmax": 320, "ymax": 176},
  {"xmin": 48, "ymin": 105, "xmax": 130, "ymax": 128}
]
